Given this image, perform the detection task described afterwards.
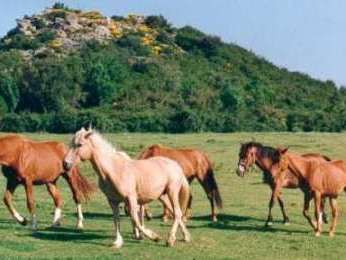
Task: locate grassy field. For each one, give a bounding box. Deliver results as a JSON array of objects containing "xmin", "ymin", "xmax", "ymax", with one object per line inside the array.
[{"xmin": 1, "ymin": 132, "xmax": 346, "ymax": 259}]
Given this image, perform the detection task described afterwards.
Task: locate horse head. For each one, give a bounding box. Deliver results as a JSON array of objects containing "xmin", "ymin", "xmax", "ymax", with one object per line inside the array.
[{"xmin": 63, "ymin": 127, "xmax": 94, "ymax": 171}]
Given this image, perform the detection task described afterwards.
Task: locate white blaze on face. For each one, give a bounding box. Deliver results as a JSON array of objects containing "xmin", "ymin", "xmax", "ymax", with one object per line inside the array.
[{"xmin": 238, "ymin": 164, "xmax": 245, "ymax": 173}]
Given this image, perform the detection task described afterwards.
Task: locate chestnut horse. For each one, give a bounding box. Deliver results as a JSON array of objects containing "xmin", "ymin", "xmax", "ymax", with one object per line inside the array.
[
  {"xmin": 279, "ymin": 149, "xmax": 346, "ymax": 237},
  {"xmin": 236, "ymin": 142, "xmax": 330, "ymax": 226},
  {"xmin": 0, "ymin": 134, "xmax": 95, "ymax": 229},
  {"xmin": 63, "ymin": 128, "xmax": 191, "ymax": 248},
  {"xmin": 138, "ymin": 144, "xmax": 222, "ymax": 222}
]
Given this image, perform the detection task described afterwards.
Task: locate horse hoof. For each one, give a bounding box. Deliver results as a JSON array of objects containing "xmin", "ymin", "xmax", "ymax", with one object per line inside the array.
[
  {"xmin": 20, "ymin": 218, "xmax": 28, "ymax": 226},
  {"xmin": 51, "ymin": 222, "xmax": 61, "ymax": 228},
  {"xmin": 315, "ymin": 232, "xmax": 321, "ymax": 237},
  {"xmin": 166, "ymin": 238, "xmax": 175, "ymax": 247},
  {"xmin": 284, "ymin": 222, "xmax": 290, "ymax": 226},
  {"xmin": 145, "ymin": 212, "xmax": 153, "ymax": 221},
  {"xmin": 184, "ymin": 235, "xmax": 192, "ymax": 243},
  {"xmin": 112, "ymin": 239, "xmax": 124, "ymax": 249},
  {"xmin": 133, "ymin": 235, "xmax": 144, "ymax": 240},
  {"xmin": 152, "ymin": 235, "xmax": 161, "ymax": 242},
  {"xmin": 329, "ymin": 232, "xmax": 335, "ymax": 238},
  {"xmin": 265, "ymin": 222, "xmax": 273, "ymax": 227},
  {"xmin": 212, "ymin": 216, "xmax": 218, "ymax": 222},
  {"xmin": 76, "ymin": 223, "xmax": 84, "ymax": 230}
]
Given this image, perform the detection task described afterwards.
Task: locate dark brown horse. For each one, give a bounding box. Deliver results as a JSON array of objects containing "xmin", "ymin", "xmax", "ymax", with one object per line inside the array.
[
  {"xmin": 138, "ymin": 144, "xmax": 222, "ymax": 222},
  {"xmin": 0, "ymin": 134, "xmax": 95, "ymax": 229},
  {"xmin": 236, "ymin": 142, "xmax": 330, "ymax": 226},
  {"xmin": 279, "ymin": 149, "xmax": 346, "ymax": 237}
]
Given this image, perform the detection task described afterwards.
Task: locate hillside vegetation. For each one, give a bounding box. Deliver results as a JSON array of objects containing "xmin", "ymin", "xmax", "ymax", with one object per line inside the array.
[{"xmin": 0, "ymin": 3, "xmax": 345, "ymax": 133}]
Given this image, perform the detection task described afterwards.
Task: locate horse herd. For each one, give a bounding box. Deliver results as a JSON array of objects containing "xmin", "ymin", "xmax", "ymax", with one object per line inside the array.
[{"xmin": 0, "ymin": 128, "xmax": 345, "ymax": 249}]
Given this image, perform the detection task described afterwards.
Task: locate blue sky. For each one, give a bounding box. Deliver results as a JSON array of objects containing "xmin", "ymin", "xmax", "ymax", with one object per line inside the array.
[{"xmin": 1, "ymin": 0, "xmax": 345, "ymax": 86}]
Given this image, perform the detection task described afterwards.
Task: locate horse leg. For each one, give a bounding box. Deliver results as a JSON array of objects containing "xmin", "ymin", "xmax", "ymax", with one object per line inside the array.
[
  {"xmin": 321, "ymin": 197, "xmax": 328, "ymax": 224},
  {"xmin": 302, "ymin": 192, "xmax": 316, "ymax": 229},
  {"xmin": 107, "ymin": 199, "xmax": 123, "ymax": 249},
  {"xmin": 46, "ymin": 183, "xmax": 63, "ymax": 227},
  {"xmin": 127, "ymin": 196, "xmax": 160, "ymax": 242},
  {"xmin": 63, "ymin": 174, "xmax": 84, "ymax": 229},
  {"xmin": 277, "ymin": 194, "xmax": 290, "ymax": 225},
  {"xmin": 3, "ymin": 179, "xmax": 27, "ymax": 225},
  {"xmin": 24, "ymin": 181, "xmax": 37, "ymax": 230},
  {"xmin": 265, "ymin": 192, "xmax": 275, "ymax": 226},
  {"xmin": 313, "ymin": 192, "xmax": 323, "ymax": 237},
  {"xmin": 329, "ymin": 197, "xmax": 338, "ymax": 237},
  {"xmin": 186, "ymin": 193, "xmax": 193, "ymax": 219},
  {"xmin": 143, "ymin": 204, "xmax": 153, "ymax": 221},
  {"xmin": 197, "ymin": 177, "xmax": 217, "ymax": 222},
  {"xmin": 162, "ymin": 204, "xmax": 171, "ymax": 223},
  {"xmin": 166, "ymin": 188, "xmax": 191, "ymax": 247},
  {"xmin": 130, "ymin": 203, "xmax": 143, "ymax": 240}
]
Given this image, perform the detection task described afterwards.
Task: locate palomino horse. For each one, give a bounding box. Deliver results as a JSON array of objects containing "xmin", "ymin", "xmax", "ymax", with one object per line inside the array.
[
  {"xmin": 279, "ymin": 149, "xmax": 346, "ymax": 237},
  {"xmin": 138, "ymin": 144, "xmax": 222, "ymax": 222},
  {"xmin": 0, "ymin": 134, "xmax": 95, "ymax": 229},
  {"xmin": 236, "ymin": 142, "xmax": 330, "ymax": 226},
  {"xmin": 63, "ymin": 127, "xmax": 191, "ymax": 248}
]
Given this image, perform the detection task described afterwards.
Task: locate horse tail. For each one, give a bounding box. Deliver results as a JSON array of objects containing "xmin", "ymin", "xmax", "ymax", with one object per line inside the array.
[
  {"xmin": 179, "ymin": 176, "xmax": 190, "ymax": 216},
  {"xmin": 70, "ymin": 167, "xmax": 96, "ymax": 202},
  {"xmin": 205, "ymin": 167, "xmax": 223, "ymax": 209}
]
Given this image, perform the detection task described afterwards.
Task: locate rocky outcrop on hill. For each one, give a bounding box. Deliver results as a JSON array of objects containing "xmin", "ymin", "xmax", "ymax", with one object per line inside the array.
[{"xmin": 1, "ymin": 6, "xmax": 181, "ymax": 58}]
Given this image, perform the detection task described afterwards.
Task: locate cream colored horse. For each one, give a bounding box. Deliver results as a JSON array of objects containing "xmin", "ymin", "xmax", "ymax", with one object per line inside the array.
[{"xmin": 63, "ymin": 127, "xmax": 191, "ymax": 248}]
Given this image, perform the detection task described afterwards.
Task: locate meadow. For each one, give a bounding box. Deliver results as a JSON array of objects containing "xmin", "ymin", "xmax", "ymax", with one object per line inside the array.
[{"xmin": 1, "ymin": 132, "xmax": 346, "ymax": 259}]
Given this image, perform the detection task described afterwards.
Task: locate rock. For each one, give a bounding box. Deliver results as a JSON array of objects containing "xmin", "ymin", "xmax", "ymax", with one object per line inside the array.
[
  {"xmin": 94, "ymin": 25, "xmax": 111, "ymax": 39},
  {"xmin": 16, "ymin": 18, "xmax": 34, "ymax": 36}
]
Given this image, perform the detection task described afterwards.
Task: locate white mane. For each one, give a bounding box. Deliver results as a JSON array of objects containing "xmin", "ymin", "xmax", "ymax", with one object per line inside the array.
[
  {"xmin": 89, "ymin": 131, "xmax": 131, "ymax": 160},
  {"xmin": 90, "ymin": 131, "xmax": 118, "ymax": 155}
]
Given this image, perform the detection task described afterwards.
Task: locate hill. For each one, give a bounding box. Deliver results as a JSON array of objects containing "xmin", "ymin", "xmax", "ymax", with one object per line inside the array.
[{"xmin": 0, "ymin": 3, "xmax": 345, "ymax": 133}]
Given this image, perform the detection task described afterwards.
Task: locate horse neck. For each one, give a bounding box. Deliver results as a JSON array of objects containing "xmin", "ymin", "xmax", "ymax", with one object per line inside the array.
[
  {"xmin": 286, "ymin": 153, "xmax": 309, "ymax": 179},
  {"xmin": 88, "ymin": 136, "xmax": 125, "ymax": 181},
  {"xmin": 0, "ymin": 136, "xmax": 22, "ymax": 166},
  {"xmin": 254, "ymin": 147, "xmax": 273, "ymax": 174}
]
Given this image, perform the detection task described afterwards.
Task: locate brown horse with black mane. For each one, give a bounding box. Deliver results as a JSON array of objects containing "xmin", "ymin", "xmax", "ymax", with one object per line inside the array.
[
  {"xmin": 236, "ymin": 142, "xmax": 330, "ymax": 226},
  {"xmin": 0, "ymin": 134, "xmax": 95, "ymax": 229},
  {"xmin": 138, "ymin": 144, "xmax": 222, "ymax": 222}
]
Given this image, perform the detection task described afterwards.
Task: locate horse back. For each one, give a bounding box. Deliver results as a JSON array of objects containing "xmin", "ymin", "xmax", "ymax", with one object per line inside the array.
[
  {"xmin": 138, "ymin": 145, "xmax": 210, "ymax": 178},
  {"xmin": 15, "ymin": 140, "xmax": 67, "ymax": 183}
]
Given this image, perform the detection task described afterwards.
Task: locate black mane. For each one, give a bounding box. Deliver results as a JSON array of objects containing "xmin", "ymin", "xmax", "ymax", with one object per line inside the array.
[{"xmin": 239, "ymin": 141, "xmax": 281, "ymax": 164}]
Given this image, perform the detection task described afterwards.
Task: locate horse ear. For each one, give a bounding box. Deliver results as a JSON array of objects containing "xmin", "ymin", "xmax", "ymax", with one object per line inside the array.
[
  {"xmin": 85, "ymin": 131, "xmax": 93, "ymax": 139},
  {"xmin": 277, "ymin": 146, "xmax": 289, "ymax": 154},
  {"xmin": 81, "ymin": 126, "xmax": 86, "ymax": 131}
]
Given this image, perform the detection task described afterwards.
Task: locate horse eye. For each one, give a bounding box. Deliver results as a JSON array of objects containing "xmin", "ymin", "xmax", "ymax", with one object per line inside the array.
[{"xmin": 75, "ymin": 143, "xmax": 82, "ymax": 148}]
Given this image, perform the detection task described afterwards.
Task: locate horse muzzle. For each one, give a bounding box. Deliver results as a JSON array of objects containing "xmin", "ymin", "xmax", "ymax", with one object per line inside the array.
[
  {"xmin": 63, "ymin": 161, "xmax": 73, "ymax": 171},
  {"xmin": 236, "ymin": 164, "xmax": 246, "ymax": 177}
]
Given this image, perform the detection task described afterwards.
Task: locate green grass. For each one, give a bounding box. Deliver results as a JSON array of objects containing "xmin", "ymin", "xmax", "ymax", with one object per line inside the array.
[{"xmin": 1, "ymin": 132, "xmax": 346, "ymax": 259}]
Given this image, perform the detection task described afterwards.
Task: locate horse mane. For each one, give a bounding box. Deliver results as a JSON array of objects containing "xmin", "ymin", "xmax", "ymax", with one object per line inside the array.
[
  {"xmin": 90, "ymin": 131, "xmax": 118, "ymax": 155},
  {"xmin": 240, "ymin": 141, "xmax": 281, "ymax": 164},
  {"xmin": 89, "ymin": 131, "xmax": 131, "ymax": 159}
]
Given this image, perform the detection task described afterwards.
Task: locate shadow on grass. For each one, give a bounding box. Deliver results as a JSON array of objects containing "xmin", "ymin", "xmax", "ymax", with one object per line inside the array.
[
  {"xmin": 192, "ymin": 214, "xmax": 257, "ymax": 222},
  {"xmin": 28, "ymin": 228, "xmax": 170, "ymax": 248},
  {"xmin": 27, "ymin": 229, "xmax": 109, "ymax": 246},
  {"xmin": 78, "ymin": 212, "xmax": 113, "ymax": 220}
]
